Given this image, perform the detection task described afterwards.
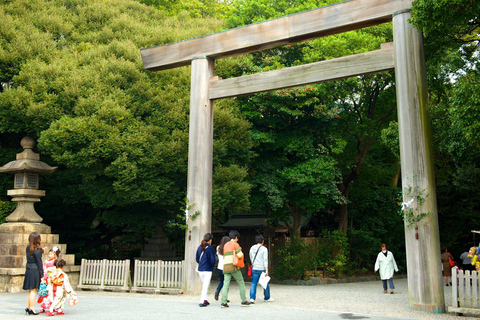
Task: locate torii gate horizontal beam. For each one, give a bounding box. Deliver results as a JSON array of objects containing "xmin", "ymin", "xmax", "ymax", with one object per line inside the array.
[
  {"xmin": 140, "ymin": 0, "xmax": 412, "ymax": 71},
  {"xmin": 209, "ymin": 42, "xmax": 394, "ymax": 100}
]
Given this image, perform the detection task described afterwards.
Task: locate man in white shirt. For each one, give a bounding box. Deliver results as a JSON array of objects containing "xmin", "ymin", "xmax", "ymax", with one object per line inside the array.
[{"xmin": 249, "ymin": 234, "xmax": 273, "ymax": 303}]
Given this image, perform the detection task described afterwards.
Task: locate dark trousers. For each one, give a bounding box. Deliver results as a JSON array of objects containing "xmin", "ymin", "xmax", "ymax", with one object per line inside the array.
[
  {"xmin": 462, "ymin": 264, "xmax": 475, "ymax": 272},
  {"xmin": 216, "ymin": 269, "xmax": 224, "ymax": 291}
]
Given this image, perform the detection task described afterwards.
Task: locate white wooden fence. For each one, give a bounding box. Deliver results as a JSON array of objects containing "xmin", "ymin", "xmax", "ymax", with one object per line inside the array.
[
  {"xmin": 449, "ymin": 267, "xmax": 480, "ymax": 315},
  {"xmin": 131, "ymin": 260, "xmax": 184, "ymax": 294},
  {"xmin": 78, "ymin": 259, "xmax": 131, "ymax": 291},
  {"xmin": 77, "ymin": 259, "xmax": 184, "ymax": 293}
]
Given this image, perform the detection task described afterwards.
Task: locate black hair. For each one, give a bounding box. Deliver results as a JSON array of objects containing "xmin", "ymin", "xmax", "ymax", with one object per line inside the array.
[
  {"xmin": 229, "ymin": 230, "xmax": 240, "ymax": 240},
  {"xmin": 255, "ymin": 234, "xmax": 264, "ymax": 244},
  {"xmin": 55, "ymin": 259, "xmax": 66, "ymax": 268}
]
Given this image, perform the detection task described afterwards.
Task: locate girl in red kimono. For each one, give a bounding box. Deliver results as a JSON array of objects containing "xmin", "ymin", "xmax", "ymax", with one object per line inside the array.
[
  {"xmin": 38, "ymin": 247, "xmax": 60, "ymax": 313},
  {"xmin": 46, "ymin": 259, "xmax": 78, "ymax": 316}
]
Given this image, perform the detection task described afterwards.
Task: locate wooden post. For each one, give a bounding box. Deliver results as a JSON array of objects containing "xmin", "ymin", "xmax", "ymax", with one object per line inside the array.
[
  {"xmin": 123, "ymin": 259, "xmax": 130, "ymax": 291},
  {"xmin": 184, "ymin": 57, "xmax": 214, "ymax": 294},
  {"xmin": 79, "ymin": 258, "xmax": 85, "ymax": 286},
  {"xmin": 100, "ymin": 259, "xmax": 107, "ymax": 289},
  {"xmin": 393, "ymin": 10, "xmax": 445, "ymax": 313}
]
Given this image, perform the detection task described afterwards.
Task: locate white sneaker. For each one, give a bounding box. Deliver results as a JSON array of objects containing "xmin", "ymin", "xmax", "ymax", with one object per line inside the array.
[
  {"xmin": 249, "ymin": 298, "xmax": 255, "ymax": 303},
  {"xmin": 264, "ymin": 298, "xmax": 274, "ymax": 302}
]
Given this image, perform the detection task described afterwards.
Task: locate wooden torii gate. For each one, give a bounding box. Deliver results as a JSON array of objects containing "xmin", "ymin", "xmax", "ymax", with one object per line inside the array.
[{"xmin": 140, "ymin": 0, "xmax": 445, "ymax": 313}]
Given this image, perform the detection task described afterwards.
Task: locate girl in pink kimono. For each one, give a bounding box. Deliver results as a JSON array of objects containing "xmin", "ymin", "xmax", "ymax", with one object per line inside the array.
[
  {"xmin": 46, "ymin": 259, "xmax": 78, "ymax": 316},
  {"xmin": 39, "ymin": 247, "xmax": 60, "ymax": 313}
]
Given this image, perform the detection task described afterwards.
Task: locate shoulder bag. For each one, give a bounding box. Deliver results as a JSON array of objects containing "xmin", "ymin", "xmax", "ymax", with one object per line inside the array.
[
  {"xmin": 247, "ymin": 246, "xmax": 261, "ymax": 277},
  {"xmin": 449, "ymin": 256, "xmax": 455, "ymax": 267}
]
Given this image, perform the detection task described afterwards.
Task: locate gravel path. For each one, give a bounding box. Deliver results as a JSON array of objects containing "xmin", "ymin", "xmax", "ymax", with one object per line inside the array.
[
  {"xmin": 2, "ymin": 278, "xmax": 479, "ymax": 319},
  {"xmin": 90, "ymin": 278, "xmax": 478, "ymax": 320}
]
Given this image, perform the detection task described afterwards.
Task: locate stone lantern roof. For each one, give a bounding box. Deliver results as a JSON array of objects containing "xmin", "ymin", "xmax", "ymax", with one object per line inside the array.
[{"xmin": 0, "ymin": 136, "xmax": 57, "ymax": 174}]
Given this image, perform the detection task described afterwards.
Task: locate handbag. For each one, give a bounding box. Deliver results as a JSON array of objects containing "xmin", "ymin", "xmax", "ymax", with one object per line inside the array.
[
  {"xmin": 449, "ymin": 256, "xmax": 455, "ymax": 267},
  {"xmin": 68, "ymin": 297, "xmax": 78, "ymax": 307},
  {"xmin": 247, "ymin": 246, "xmax": 261, "ymax": 277},
  {"xmin": 38, "ymin": 281, "xmax": 48, "ymax": 297},
  {"xmin": 232, "ymin": 245, "xmax": 245, "ymax": 268}
]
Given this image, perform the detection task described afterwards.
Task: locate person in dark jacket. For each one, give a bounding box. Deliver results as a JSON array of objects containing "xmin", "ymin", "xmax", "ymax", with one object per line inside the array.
[
  {"xmin": 23, "ymin": 232, "xmax": 46, "ymax": 315},
  {"xmin": 195, "ymin": 233, "xmax": 216, "ymax": 307}
]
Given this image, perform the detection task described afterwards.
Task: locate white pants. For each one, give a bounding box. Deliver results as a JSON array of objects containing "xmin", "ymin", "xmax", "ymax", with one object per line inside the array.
[{"xmin": 198, "ymin": 271, "xmax": 212, "ymax": 303}]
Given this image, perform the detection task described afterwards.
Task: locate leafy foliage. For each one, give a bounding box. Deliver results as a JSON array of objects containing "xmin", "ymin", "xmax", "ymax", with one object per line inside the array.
[
  {"xmin": 0, "ymin": 0, "xmax": 250, "ymax": 258},
  {"xmin": 411, "ymin": 0, "xmax": 480, "ymax": 255},
  {"xmin": 0, "ymin": 200, "xmax": 16, "ymax": 224},
  {"xmin": 274, "ymin": 230, "xmax": 349, "ymax": 280},
  {"xmin": 228, "ymin": 0, "xmax": 398, "ymax": 235}
]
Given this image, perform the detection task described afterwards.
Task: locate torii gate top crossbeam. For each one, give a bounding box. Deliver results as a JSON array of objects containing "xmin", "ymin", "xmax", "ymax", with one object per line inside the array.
[{"xmin": 140, "ymin": 0, "xmax": 413, "ymax": 71}]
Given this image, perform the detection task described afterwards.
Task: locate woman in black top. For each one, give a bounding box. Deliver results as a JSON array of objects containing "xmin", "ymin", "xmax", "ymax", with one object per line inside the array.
[{"xmin": 23, "ymin": 232, "xmax": 45, "ymax": 315}]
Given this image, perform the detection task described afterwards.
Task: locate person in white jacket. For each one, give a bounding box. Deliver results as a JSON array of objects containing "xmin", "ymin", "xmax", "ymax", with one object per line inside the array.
[{"xmin": 374, "ymin": 243, "xmax": 399, "ymax": 294}]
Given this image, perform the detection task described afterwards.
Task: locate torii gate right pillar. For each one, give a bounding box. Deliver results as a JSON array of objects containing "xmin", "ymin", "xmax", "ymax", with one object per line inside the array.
[{"xmin": 393, "ymin": 10, "xmax": 445, "ymax": 313}]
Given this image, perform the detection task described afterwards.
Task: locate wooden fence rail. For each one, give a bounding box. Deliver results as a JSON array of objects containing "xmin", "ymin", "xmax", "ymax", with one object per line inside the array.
[
  {"xmin": 449, "ymin": 267, "xmax": 480, "ymax": 316},
  {"xmin": 131, "ymin": 260, "xmax": 184, "ymax": 294},
  {"xmin": 77, "ymin": 259, "xmax": 184, "ymax": 294},
  {"xmin": 78, "ymin": 259, "xmax": 131, "ymax": 291}
]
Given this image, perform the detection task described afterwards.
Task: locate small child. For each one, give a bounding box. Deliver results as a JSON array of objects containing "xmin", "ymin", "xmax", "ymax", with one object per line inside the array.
[
  {"xmin": 39, "ymin": 246, "xmax": 60, "ymax": 313},
  {"xmin": 46, "ymin": 259, "xmax": 78, "ymax": 316}
]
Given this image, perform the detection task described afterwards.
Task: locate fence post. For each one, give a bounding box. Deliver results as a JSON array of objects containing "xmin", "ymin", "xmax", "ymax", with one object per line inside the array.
[
  {"xmin": 161, "ymin": 260, "xmax": 165, "ymax": 288},
  {"xmin": 79, "ymin": 259, "xmax": 85, "ymax": 286},
  {"xmin": 474, "ymin": 271, "xmax": 479, "ymax": 308},
  {"xmin": 466, "ymin": 270, "xmax": 472, "ymax": 307},
  {"xmin": 155, "ymin": 260, "xmax": 160, "ymax": 289},
  {"xmin": 123, "ymin": 259, "xmax": 130, "ymax": 291},
  {"xmin": 452, "ymin": 267, "xmax": 459, "ymax": 307},
  {"xmin": 133, "ymin": 260, "xmax": 138, "ymax": 289},
  {"xmin": 100, "ymin": 259, "xmax": 107, "ymax": 289}
]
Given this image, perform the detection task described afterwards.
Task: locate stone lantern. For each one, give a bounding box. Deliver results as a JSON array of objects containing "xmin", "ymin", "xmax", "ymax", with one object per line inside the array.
[
  {"xmin": 0, "ymin": 136, "xmax": 56, "ymax": 223},
  {"xmin": 0, "ymin": 137, "xmax": 80, "ymax": 293}
]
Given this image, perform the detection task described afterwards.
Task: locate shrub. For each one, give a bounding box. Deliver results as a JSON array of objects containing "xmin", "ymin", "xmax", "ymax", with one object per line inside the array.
[
  {"xmin": 0, "ymin": 201, "xmax": 16, "ymax": 224},
  {"xmin": 273, "ymin": 238, "xmax": 317, "ymax": 280}
]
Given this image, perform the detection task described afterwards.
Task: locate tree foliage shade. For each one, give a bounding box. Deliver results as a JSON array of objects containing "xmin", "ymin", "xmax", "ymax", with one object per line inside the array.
[
  {"xmin": 411, "ymin": 0, "xmax": 480, "ymax": 254},
  {"xmin": 0, "ymin": 0, "xmax": 252, "ymax": 258},
  {"xmin": 0, "ymin": 0, "xmax": 478, "ymax": 276}
]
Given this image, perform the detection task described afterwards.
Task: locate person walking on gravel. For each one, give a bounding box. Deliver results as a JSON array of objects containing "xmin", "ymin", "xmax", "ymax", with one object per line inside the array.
[
  {"xmin": 374, "ymin": 243, "xmax": 399, "ymax": 294},
  {"xmin": 220, "ymin": 230, "xmax": 251, "ymax": 308}
]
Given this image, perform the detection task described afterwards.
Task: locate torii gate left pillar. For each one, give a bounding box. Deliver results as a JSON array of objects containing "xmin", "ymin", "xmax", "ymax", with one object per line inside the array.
[{"xmin": 184, "ymin": 57, "xmax": 214, "ymax": 294}]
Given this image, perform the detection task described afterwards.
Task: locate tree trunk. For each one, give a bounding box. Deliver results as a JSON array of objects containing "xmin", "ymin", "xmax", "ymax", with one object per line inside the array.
[
  {"xmin": 336, "ymin": 138, "xmax": 372, "ymax": 234},
  {"xmin": 337, "ymin": 187, "xmax": 349, "ymax": 234},
  {"xmin": 391, "ymin": 157, "xmax": 401, "ymax": 188},
  {"xmin": 289, "ymin": 204, "xmax": 305, "ymax": 239}
]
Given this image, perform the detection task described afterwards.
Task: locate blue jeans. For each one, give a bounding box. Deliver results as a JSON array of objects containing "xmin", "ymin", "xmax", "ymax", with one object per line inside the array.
[
  {"xmin": 382, "ymin": 277, "xmax": 395, "ymax": 290},
  {"xmin": 216, "ymin": 269, "xmax": 224, "ymax": 291},
  {"xmin": 249, "ymin": 269, "xmax": 270, "ymax": 301}
]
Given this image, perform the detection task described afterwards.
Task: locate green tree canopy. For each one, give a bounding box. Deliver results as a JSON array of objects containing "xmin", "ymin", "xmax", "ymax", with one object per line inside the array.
[
  {"xmin": 410, "ymin": 0, "xmax": 480, "ymax": 253},
  {"xmin": 0, "ymin": 0, "xmax": 251, "ymax": 256}
]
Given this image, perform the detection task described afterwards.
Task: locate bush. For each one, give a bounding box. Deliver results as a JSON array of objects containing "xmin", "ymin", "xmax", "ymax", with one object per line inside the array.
[
  {"xmin": 273, "ymin": 231, "xmax": 349, "ymax": 280},
  {"xmin": 317, "ymin": 230, "xmax": 349, "ymax": 278},
  {"xmin": 0, "ymin": 201, "xmax": 16, "ymax": 224},
  {"xmin": 273, "ymin": 238, "xmax": 317, "ymax": 280}
]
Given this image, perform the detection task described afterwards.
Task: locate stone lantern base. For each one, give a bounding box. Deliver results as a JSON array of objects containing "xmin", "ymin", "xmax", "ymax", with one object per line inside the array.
[{"xmin": 0, "ymin": 222, "xmax": 80, "ymax": 293}]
